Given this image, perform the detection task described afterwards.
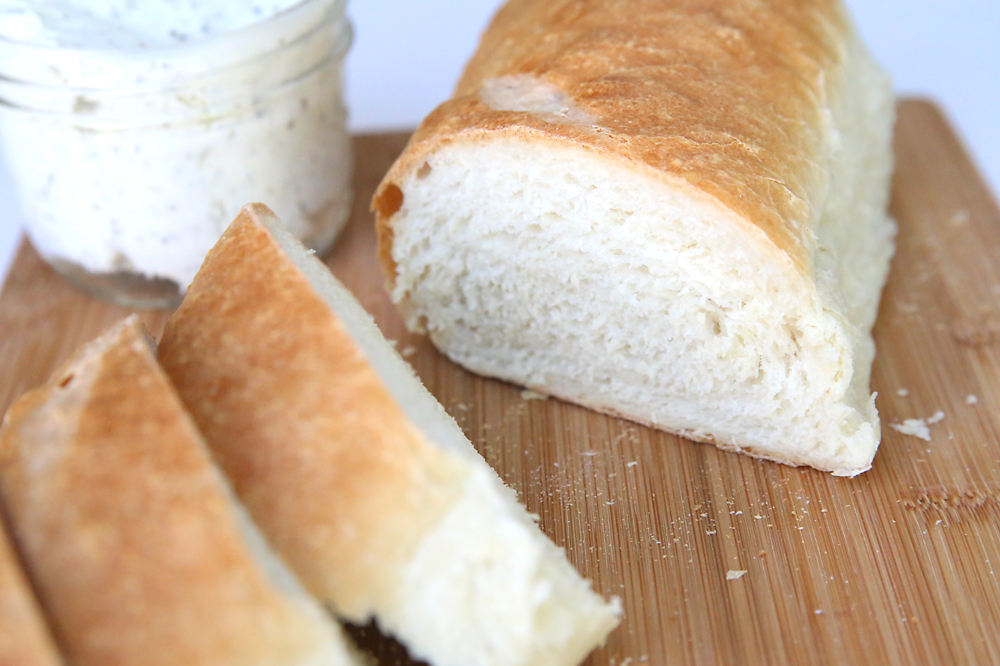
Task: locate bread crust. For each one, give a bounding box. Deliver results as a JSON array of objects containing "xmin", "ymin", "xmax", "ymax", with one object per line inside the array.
[
  {"xmin": 0, "ymin": 515, "xmax": 62, "ymax": 666},
  {"xmin": 373, "ymin": 0, "xmax": 851, "ymax": 281},
  {"xmin": 0, "ymin": 317, "xmax": 331, "ymax": 666},
  {"xmin": 158, "ymin": 205, "xmax": 468, "ymax": 621}
]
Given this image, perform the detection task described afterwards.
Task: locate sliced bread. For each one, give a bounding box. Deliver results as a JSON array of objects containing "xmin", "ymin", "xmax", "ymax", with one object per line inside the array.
[
  {"xmin": 158, "ymin": 204, "xmax": 621, "ymax": 666},
  {"xmin": 0, "ymin": 316, "xmax": 360, "ymax": 666}
]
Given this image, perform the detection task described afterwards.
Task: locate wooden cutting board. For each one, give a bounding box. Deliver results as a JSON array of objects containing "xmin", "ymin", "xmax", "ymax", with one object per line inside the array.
[{"xmin": 1, "ymin": 99, "xmax": 998, "ymax": 665}]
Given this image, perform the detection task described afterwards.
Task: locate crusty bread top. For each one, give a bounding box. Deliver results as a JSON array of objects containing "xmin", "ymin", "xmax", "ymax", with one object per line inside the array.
[
  {"xmin": 0, "ymin": 515, "xmax": 62, "ymax": 666},
  {"xmin": 0, "ymin": 316, "xmax": 330, "ymax": 666},
  {"xmin": 158, "ymin": 204, "xmax": 468, "ymax": 620},
  {"xmin": 374, "ymin": 0, "xmax": 851, "ymax": 277}
]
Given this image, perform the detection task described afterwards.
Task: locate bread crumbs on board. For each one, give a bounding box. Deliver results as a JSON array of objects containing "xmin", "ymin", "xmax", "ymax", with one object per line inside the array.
[{"xmin": 890, "ymin": 411, "xmax": 945, "ymax": 441}]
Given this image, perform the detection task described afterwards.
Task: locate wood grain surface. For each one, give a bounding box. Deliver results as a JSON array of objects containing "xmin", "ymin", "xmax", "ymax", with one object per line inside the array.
[{"xmin": 1, "ymin": 99, "xmax": 999, "ymax": 665}]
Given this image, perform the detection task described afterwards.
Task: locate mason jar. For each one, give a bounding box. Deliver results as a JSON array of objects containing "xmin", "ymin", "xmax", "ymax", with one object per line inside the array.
[{"xmin": 0, "ymin": 0, "xmax": 353, "ymax": 308}]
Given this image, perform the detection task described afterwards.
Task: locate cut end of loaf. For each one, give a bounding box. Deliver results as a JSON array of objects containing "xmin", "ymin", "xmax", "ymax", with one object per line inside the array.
[{"xmin": 375, "ymin": 125, "xmax": 890, "ymax": 476}]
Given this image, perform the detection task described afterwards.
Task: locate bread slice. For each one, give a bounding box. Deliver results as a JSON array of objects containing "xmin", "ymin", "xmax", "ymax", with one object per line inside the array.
[
  {"xmin": 157, "ymin": 204, "xmax": 621, "ymax": 666},
  {"xmin": 0, "ymin": 316, "xmax": 360, "ymax": 666},
  {"xmin": 371, "ymin": 0, "xmax": 896, "ymax": 476},
  {"xmin": 0, "ymin": 515, "xmax": 62, "ymax": 666}
]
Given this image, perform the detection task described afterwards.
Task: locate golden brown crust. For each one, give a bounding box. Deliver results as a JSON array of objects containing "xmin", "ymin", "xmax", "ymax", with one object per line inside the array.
[
  {"xmin": 374, "ymin": 0, "xmax": 851, "ymax": 281},
  {"xmin": 0, "ymin": 317, "xmax": 327, "ymax": 666},
  {"xmin": 158, "ymin": 205, "xmax": 467, "ymax": 621},
  {"xmin": 0, "ymin": 515, "xmax": 62, "ymax": 666}
]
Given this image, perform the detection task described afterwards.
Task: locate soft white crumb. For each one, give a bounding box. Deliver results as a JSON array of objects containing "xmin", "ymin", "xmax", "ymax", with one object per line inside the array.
[
  {"xmin": 890, "ymin": 419, "xmax": 931, "ymax": 441},
  {"xmin": 520, "ymin": 389, "xmax": 548, "ymax": 401},
  {"xmin": 967, "ymin": 394, "xmax": 979, "ymax": 405},
  {"xmin": 400, "ymin": 345, "xmax": 418, "ymax": 358},
  {"xmin": 726, "ymin": 570, "xmax": 747, "ymax": 581},
  {"xmin": 626, "ymin": 461, "xmax": 638, "ymax": 468},
  {"xmin": 814, "ymin": 609, "xmax": 823, "ymax": 615},
  {"xmin": 890, "ymin": 411, "xmax": 945, "ymax": 441},
  {"xmin": 454, "ymin": 403, "xmax": 469, "ymax": 412},
  {"xmin": 896, "ymin": 388, "xmax": 909, "ymax": 397}
]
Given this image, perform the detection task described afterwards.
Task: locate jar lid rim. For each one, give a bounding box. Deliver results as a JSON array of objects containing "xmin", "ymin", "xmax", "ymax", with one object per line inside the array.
[{"xmin": 0, "ymin": 0, "xmax": 349, "ymax": 87}]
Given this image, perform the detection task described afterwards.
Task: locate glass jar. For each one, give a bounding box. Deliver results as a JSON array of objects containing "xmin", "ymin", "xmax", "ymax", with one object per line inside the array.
[{"xmin": 0, "ymin": 0, "xmax": 353, "ymax": 308}]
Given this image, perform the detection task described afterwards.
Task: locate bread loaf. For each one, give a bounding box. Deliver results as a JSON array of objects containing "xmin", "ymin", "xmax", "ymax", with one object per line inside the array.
[
  {"xmin": 0, "ymin": 515, "xmax": 62, "ymax": 666},
  {"xmin": 0, "ymin": 316, "xmax": 360, "ymax": 666},
  {"xmin": 158, "ymin": 204, "xmax": 621, "ymax": 666},
  {"xmin": 372, "ymin": 0, "xmax": 896, "ymax": 476}
]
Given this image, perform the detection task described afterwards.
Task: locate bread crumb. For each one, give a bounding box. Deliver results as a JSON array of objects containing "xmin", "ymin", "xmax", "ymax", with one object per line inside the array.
[
  {"xmin": 892, "ymin": 420, "xmax": 929, "ymax": 440},
  {"xmin": 626, "ymin": 461, "xmax": 638, "ymax": 468},
  {"xmin": 400, "ymin": 345, "xmax": 418, "ymax": 358},
  {"xmin": 454, "ymin": 403, "xmax": 469, "ymax": 412},
  {"xmin": 814, "ymin": 609, "xmax": 823, "ymax": 615},
  {"xmin": 706, "ymin": 530, "xmax": 716, "ymax": 535},
  {"xmin": 889, "ymin": 410, "xmax": 948, "ymax": 441},
  {"xmin": 726, "ymin": 570, "xmax": 747, "ymax": 580},
  {"xmin": 896, "ymin": 388, "xmax": 909, "ymax": 397},
  {"xmin": 520, "ymin": 389, "xmax": 547, "ymax": 400},
  {"xmin": 967, "ymin": 394, "xmax": 979, "ymax": 405}
]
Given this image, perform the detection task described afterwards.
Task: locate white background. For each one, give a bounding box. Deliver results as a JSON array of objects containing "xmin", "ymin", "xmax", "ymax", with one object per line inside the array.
[{"xmin": 1, "ymin": 0, "xmax": 998, "ymax": 285}]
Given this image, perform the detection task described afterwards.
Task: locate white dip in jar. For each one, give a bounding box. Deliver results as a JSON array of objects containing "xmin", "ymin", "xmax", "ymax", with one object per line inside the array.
[{"xmin": 0, "ymin": 0, "xmax": 353, "ymax": 307}]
